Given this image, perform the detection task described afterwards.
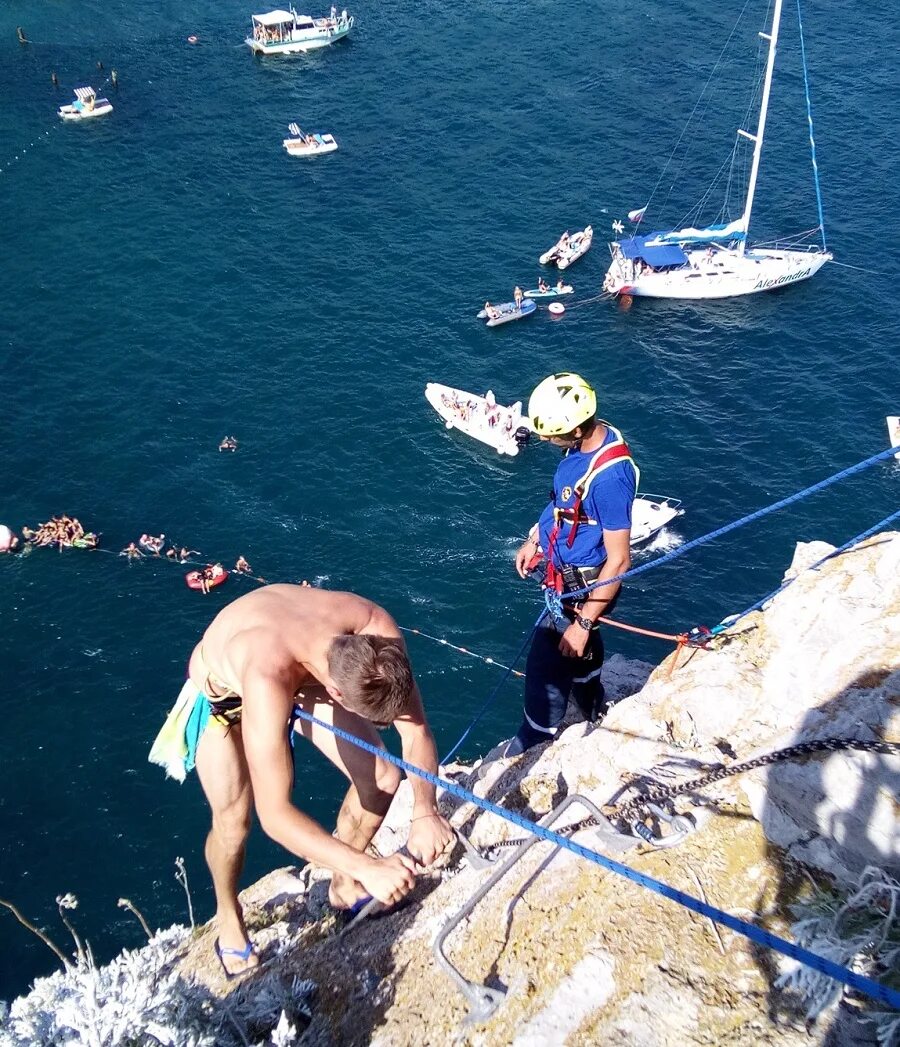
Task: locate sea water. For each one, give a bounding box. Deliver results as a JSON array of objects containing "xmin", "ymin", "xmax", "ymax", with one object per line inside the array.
[{"xmin": 1, "ymin": 0, "xmax": 897, "ymax": 999}]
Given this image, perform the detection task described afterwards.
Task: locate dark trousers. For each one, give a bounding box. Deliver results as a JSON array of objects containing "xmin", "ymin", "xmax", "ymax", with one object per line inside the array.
[{"xmin": 507, "ymin": 613, "xmax": 608, "ymax": 756}]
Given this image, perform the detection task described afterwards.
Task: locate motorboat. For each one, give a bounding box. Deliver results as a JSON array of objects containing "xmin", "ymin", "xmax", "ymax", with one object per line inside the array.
[
  {"xmin": 283, "ymin": 123, "xmax": 338, "ymax": 156},
  {"xmin": 888, "ymin": 416, "xmax": 900, "ymax": 460},
  {"xmin": 58, "ymin": 87, "xmax": 113, "ymax": 121},
  {"xmin": 603, "ymin": 0, "xmax": 831, "ymax": 300},
  {"xmin": 246, "ymin": 6, "xmax": 353, "ymax": 54},
  {"xmin": 539, "ymin": 226, "xmax": 593, "ymax": 270},
  {"xmin": 476, "ymin": 299, "xmax": 536, "ymax": 327},
  {"xmin": 425, "ymin": 383, "xmax": 531, "ymax": 457},
  {"xmin": 629, "ymin": 494, "xmax": 684, "ymax": 546},
  {"xmin": 524, "ymin": 284, "xmax": 573, "ymax": 298}
]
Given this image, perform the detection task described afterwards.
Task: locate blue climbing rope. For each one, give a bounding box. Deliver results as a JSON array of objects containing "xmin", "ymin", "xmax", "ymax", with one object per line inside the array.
[
  {"xmin": 796, "ymin": 0, "xmax": 827, "ymax": 250},
  {"xmin": 558, "ymin": 443, "xmax": 900, "ymax": 604},
  {"xmin": 714, "ymin": 505, "xmax": 900, "ymax": 632},
  {"xmin": 440, "ymin": 608, "xmax": 546, "ymax": 764},
  {"xmin": 440, "ymin": 443, "xmax": 899, "ymax": 761},
  {"xmin": 292, "ymin": 706, "xmax": 900, "ymax": 1012}
]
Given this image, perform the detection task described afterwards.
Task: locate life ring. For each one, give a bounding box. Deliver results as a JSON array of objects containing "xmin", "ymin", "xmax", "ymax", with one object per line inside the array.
[
  {"xmin": 185, "ymin": 567, "xmax": 228, "ymax": 591},
  {"xmin": 548, "ymin": 302, "xmax": 565, "ymax": 317},
  {"xmin": 187, "ymin": 34, "xmax": 199, "ymax": 44}
]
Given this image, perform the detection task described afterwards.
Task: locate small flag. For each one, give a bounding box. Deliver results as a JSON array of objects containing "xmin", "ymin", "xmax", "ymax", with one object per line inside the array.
[
  {"xmin": 628, "ymin": 207, "xmax": 647, "ymax": 223},
  {"xmin": 612, "ymin": 220, "xmax": 625, "ymax": 235}
]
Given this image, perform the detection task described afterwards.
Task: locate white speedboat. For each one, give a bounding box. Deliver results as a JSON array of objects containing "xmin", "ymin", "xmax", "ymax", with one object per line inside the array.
[
  {"xmin": 58, "ymin": 87, "xmax": 113, "ymax": 121},
  {"xmin": 425, "ymin": 383, "xmax": 531, "ymax": 456},
  {"xmin": 246, "ymin": 6, "xmax": 353, "ymax": 54},
  {"xmin": 283, "ymin": 123, "xmax": 338, "ymax": 156},
  {"xmin": 476, "ymin": 299, "xmax": 536, "ymax": 327},
  {"xmin": 629, "ymin": 494, "xmax": 684, "ymax": 546},
  {"xmin": 539, "ymin": 226, "xmax": 593, "ymax": 270},
  {"xmin": 524, "ymin": 284, "xmax": 573, "ymax": 298},
  {"xmin": 603, "ymin": 0, "xmax": 831, "ymax": 300},
  {"xmin": 888, "ymin": 416, "xmax": 900, "ymax": 460}
]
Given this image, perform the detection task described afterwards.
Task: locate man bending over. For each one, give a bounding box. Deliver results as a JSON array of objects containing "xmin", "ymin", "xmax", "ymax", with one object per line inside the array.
[{"xmin": 149, "ymin": 584, "xmax": 454, "ymax": 976}]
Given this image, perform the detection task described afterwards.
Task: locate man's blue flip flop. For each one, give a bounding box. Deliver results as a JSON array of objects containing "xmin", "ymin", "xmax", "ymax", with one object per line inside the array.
[{"xmin": 214, "ymin": 937, "xmax": 257, "ymax": 980}]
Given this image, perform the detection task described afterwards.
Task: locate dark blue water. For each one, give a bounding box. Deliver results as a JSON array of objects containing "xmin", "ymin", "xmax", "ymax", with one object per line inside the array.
[{"xmin": 1, "ymin": 0, "xmax": 898, "ymax": 999}]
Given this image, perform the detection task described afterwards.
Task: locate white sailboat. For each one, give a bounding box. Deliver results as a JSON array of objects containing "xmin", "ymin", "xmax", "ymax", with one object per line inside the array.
[{"xmin": 603, "ymin": 0, "xmax": 831, "ymax": 301}]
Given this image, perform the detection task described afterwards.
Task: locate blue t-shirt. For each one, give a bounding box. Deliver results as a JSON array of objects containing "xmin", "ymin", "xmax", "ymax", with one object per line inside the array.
[{"xmin": 537, "ymin": 428, "xmax": 637, "ymax": 569}]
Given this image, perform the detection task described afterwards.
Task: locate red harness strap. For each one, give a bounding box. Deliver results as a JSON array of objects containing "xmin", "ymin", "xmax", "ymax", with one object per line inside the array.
[{"xmin": 566, "ymin": 441, "xmax": 634, "ymax": 548}]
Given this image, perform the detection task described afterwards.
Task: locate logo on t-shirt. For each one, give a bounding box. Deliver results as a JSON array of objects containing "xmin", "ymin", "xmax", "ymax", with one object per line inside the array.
[{"xmin": 561, "ymin": 486, "xmax": 572, "ymax": 501}]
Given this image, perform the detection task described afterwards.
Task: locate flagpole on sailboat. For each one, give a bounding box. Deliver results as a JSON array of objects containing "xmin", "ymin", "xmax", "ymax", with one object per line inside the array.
[{"xmin": 736, "ymin": 0, "xmax": 783, "ymax": 256}]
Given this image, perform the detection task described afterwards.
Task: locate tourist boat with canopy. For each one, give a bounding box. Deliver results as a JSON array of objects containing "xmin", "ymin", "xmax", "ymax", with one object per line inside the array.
[
  {"xmin": 58, "ymin": 87, "xmax": 113, "ymax": 121},
  {"xmin": 540, "ymin": 227, "xmax": 592, "ymax": 270},
  {"xmin": 283, "ymin": 123, "xmax": 338, "ymax": 156},
  {"xmin": 603, "ymin": 0, "xmax": 831, "ymax": 300},
  {"xmin": 246, "ymin": 7, "xmax": 353, "ymax": 54}
]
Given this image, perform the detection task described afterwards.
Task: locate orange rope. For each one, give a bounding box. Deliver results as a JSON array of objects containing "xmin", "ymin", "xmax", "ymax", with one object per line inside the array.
[{"xmin": 595, "ymin": 615, "xmax": 687, "ymax": 644}]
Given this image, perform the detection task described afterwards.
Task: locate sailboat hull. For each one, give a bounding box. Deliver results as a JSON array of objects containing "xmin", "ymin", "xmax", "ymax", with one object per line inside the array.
[{"xmin": 603, "ymin": 247, "xmax": 831, "ymax": 300}]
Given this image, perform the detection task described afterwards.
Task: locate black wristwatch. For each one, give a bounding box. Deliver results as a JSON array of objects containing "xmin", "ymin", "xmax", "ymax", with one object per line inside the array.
[{"xmin": 575, "ymin": 613, "xmax": 594, "ymax": 632}]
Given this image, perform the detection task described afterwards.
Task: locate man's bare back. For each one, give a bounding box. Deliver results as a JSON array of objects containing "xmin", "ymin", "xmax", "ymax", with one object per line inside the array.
[{"xmin": 188, "ymin": 585, "xmax": 390, "ymax": 703}]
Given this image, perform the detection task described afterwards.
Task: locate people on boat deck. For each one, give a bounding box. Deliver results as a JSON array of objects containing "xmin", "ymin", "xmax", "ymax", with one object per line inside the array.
[
  {"xmin": 504, "ymin": 373, "xmax": 638, "ymax": 758},
  {"xmin": 147, "ymin": 585, "xmax": 454, "ymax": 977},
  {"xmin": 513, "ymin": 286, "xmax": 524, "ymax": 309},
  {"xmin": 483, "ymin": 301, "xmax": 500, "ymax": 321},
  {"xmin": 538, "ymin": 278, "xmax": 550, "ymax": 293}
]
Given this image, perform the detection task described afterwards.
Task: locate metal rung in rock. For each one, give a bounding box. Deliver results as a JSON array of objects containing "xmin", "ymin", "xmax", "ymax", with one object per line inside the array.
[{"xmin": 434, "ymin": 795, "xmax": 645, "ymax": 1026}]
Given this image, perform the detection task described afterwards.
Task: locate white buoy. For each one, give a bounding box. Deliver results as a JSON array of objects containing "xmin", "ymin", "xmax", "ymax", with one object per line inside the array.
[
  {"xmin": 548, "ymin": 302, "xmax": 565, "ymax": 317},
  {"xmin": 888, "ymin": 416, "xmax": 900, "ymax": 460},
  {"xmin": 0, "ymin": 524, "xmax": 14, "ymax": 552}
]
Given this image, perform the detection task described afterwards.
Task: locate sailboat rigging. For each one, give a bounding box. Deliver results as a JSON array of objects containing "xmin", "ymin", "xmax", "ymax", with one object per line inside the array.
[{"xmin": 603, "ymin": 0, "xmax": 831, "ymax": 301}]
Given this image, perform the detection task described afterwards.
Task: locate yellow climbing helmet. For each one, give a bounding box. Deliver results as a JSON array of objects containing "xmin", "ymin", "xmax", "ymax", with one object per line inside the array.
[{"xmin": 528, "ymin": 373, "xmax": 597, "ymax": 436}]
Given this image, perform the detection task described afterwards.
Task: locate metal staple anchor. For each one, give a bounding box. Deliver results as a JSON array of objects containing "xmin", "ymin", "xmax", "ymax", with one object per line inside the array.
[
  {"xmin": 635, "ymin": 803, "xmax": 696, "ymax": 849},
  {"xmin": 433, "ymin": 794, "xmax": 637, "ymax": 1026}
]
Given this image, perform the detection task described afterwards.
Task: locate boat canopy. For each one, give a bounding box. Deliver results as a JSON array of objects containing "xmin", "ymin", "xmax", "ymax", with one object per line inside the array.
[
  {"xmin": 252, "ymin": 9, "xmax": 297, "ymax": 25},
  {"xmin": 617, "ymin": 234, "xmax": 688, "ymax": 267},
  {"xmin": 646, "ymin": 218, "xmax": 747, "ymax": 246}
]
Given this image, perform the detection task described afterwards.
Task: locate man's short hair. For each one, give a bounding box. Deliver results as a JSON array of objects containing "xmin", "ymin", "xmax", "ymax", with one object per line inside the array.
[{"xmin": 327, "ymin": 635, "xmax": 413, "ymax": 724}]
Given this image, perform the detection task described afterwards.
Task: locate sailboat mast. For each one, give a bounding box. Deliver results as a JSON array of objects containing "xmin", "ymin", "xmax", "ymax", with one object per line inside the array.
[{"xmin": 737, "ymin": 0, "xmax": 783, "ymax": 255}]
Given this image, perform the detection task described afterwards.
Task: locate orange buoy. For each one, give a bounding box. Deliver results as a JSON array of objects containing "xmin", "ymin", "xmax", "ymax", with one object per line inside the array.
[{"xmin": 619, "ymin": 294, "xmax": 633, "ymax": 311}]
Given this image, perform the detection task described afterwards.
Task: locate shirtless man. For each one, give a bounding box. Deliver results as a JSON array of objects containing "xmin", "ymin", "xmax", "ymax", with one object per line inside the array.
[{"xmin": 149, "ymin": 585, "xmax": 454, "ymax": 976}]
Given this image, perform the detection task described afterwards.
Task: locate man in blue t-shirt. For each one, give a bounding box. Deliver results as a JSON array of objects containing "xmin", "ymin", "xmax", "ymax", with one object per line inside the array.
[{"xmin": 507, "ymin": 373, "xmax": 638, "ymax": 755}]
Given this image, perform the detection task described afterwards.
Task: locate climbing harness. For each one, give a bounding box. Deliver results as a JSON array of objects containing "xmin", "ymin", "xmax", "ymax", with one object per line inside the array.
[{"xmin": 541, "ymin": 425, "xmax": 639, "ymax": 595}]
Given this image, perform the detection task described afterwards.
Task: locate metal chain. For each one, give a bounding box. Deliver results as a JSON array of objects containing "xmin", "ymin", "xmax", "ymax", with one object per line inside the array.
[{"xmin": 479, "ymin": 737, "xmax": 900, "ymax": 853}]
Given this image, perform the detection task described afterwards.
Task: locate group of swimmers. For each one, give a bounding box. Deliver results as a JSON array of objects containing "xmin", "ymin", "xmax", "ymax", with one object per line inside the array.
[{"xmin": 20, "ymin": 515, "xmax": 98, "ymax": 550}]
